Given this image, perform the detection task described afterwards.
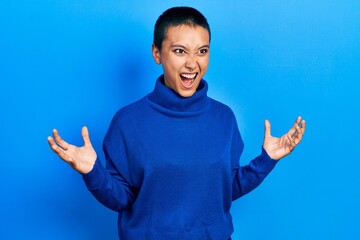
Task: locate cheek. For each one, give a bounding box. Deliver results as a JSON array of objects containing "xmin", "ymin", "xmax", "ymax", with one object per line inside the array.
[
  {"xmin": 199, "ymin": 58, "xmax": 209, "ymax": 71},
  {"xmin": 165, "ymin": 58, "xmax": 183, "ymax": 72},
  {"xmin": 163, "ymin": 64, "xmax": 177, "ymax": 77}
]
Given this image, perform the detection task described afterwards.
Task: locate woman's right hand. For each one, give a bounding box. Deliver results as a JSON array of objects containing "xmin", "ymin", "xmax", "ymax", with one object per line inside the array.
[{"xmin": 48, "ymin": 126, "xmax": 97, "ymax": 174}]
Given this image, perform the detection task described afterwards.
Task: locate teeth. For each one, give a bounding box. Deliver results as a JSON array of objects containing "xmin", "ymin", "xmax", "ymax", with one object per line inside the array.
[{"xmin": 180, "ymin": 73, "xmax": 196, "ymax": 79}]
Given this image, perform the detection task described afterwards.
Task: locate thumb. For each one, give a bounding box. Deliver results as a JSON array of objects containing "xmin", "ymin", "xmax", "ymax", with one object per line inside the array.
[
  {"xmin": 264, "ymin": 120, "xmax": 271, "ymax": 137},
  {"xmin": 81, "ymin": 126, "xmax": 92, "ymax": 147}
]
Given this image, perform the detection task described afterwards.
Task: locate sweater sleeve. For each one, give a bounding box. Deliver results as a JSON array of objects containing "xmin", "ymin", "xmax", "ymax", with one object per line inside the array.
[
  {"xmin": 231, "ymin": 120, "xmax": 278, "ymax": 201},
  {"xmin": 82, "ymin": 112, "xmax": 135, "ymax": 212}
]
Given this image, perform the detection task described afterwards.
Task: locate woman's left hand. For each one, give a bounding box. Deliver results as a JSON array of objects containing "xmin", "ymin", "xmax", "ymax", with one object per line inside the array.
[{"xmin": 263, "ymin": 116, "xmax": 306, "ymax": 160}]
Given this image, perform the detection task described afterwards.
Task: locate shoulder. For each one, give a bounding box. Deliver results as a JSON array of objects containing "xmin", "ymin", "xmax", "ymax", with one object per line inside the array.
[
  {"xmin": 104, "ymin": 96, "xmax": 150, "ymax": 142},
  {"xmin": 114, "ymin": 97, "xmax": 148, "ymax": 117},
  {"xmin": 207, "ymin": 97, "xmax": 241, "ymax": 136},
  {"xmin": 208, "ymin": 97, "xmax": 236, "ymax": 119},
  {"xmin": 108, "ymin": 97, "xmax": 149, "ymax": 128}
]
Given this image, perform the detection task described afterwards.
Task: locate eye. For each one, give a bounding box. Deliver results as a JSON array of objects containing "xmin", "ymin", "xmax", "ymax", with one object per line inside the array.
[
  {"xmin": 198, "ymin": 48, "xmax": 208, "ymax": 55},
  {"xmin": 174, "ymin": 49, "xmax": 185, "ymax": 54}
]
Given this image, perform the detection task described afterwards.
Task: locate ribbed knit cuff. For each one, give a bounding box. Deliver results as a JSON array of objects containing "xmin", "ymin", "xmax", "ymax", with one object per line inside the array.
[
  {"xmin": 82, "ymin": 158, "xmax": 107, "ymax": 190},
  {"xmin": 260, "ymin": 147, "xmax": 278, "ymax": 171}
]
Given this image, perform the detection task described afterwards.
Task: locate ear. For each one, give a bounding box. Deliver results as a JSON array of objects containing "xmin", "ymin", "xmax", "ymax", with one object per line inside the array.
[{"xmin": 152, "ymin": 44, "xmax": 161, "ymax": 64}]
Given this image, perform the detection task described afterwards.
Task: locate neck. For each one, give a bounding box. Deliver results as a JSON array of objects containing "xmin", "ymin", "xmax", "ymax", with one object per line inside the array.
[{"xmin": 147, "ymin": 75, "xmax": 210, "ymax": 117}]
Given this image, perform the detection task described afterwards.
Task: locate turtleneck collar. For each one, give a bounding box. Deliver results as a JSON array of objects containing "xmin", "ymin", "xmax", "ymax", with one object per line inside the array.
[{"xmin": 147, "ymin": 75, "xmax": 210, "ymax": 117}]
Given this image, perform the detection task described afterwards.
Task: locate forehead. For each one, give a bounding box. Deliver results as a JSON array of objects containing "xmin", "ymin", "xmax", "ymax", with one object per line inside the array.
[{"xmin": 163, "ymin": 25, "xmax": 210, "ymax": 46}]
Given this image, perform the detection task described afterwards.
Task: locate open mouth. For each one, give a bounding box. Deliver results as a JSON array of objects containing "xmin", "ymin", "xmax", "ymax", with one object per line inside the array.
[{"xmin": 180, "ymin": 73, "xmax": 198, "ymax": 89}]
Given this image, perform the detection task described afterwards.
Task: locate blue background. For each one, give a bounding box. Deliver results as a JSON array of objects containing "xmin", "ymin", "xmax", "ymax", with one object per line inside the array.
[{"xmin": 1, "ymin": 0, "xmax": 359, "ymax": 239}]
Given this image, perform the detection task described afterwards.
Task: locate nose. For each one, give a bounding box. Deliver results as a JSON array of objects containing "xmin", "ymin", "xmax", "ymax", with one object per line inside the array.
[{"xmin": 185, "ymin": 55, "xmax": 198, "ymax": 71}]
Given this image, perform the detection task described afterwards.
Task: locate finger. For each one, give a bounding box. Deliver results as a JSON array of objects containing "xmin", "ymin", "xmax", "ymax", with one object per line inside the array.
[
  {"xmin": 289, "ymin": 116, "xmax": 301, "ymax": 136},
  {"xmin": 293, "ymin": 125, "xmax": 303, "ymax": 144},
  {"xmin": 47, "ymin": 136, "xmax": 58, "ymax": 153},
  {"xmin": 48, "ymin": 136, "xmax": 72, "ymax": 163},
  {"xmin": 301, "ymin": 119, "xmax": 306, "ymax": 135},
  {"xmin": 264, "ymin": 120, "xmax": 271, "ymax": 137},
  {"xmin": 291, "ymin": 118, "xmax": 307, "ymax": 146},
  {"xmin": 82, "ymin": 126, "xmax": 92, "ymax": 147},
  {"xmin": 286, "ymin": 133, "xmax": 296, "ymax": 151},
  {"xmin": 294, "ymin": 119, "xmax": 306, "ymax": 138},
  {"xmin": 52, "ymin": 129, "xmax": 69, "ymax": 150},
  {"xmin": 288, "ymin": 122, "xmax": 298, "ymax": 137}
]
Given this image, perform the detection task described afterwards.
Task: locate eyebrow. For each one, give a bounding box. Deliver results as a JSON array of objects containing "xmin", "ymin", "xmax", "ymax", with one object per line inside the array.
[{"xmin": 170, "ymin": 44, "xmax": 210, "ymax": 49}]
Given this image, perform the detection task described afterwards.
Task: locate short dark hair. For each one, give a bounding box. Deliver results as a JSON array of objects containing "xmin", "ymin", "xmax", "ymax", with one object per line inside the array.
[{"xmin": 153, "ymin": 6, "xmax": 211, "ymax": 50}]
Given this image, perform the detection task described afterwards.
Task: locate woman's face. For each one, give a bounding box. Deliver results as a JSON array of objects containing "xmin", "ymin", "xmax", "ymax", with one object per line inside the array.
[{"xmin": 152, "ymin": 25, "xmax": 210, "ymax": 97}]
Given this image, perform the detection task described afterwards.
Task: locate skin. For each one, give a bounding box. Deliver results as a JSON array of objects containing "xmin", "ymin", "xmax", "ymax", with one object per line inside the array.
[
  {"xmin": 152, "ymin": 25, "xmax": 210, "ymax": 98},
  {"xmin": 263, "ymin": 116, "xmax": 306, "ymax": 160},
  {"xmin": 48, "ymin": 127, "xmax": 96, "ymax": 174},
  {"xmin": 47, "ymin": 24, "xmax": 306, "ymax": 173}
]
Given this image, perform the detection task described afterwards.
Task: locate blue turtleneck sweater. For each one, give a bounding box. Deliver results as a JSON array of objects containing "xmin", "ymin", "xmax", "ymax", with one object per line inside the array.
[{"xmin": 83, "ymin": 76, "xmax": 277, "ymax": 240}]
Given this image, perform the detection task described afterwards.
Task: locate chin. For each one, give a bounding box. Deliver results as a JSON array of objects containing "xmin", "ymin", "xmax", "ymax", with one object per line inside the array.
[{"xmin": 178, "ymin": 89, "xmax": 197, "ymax": 98}]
